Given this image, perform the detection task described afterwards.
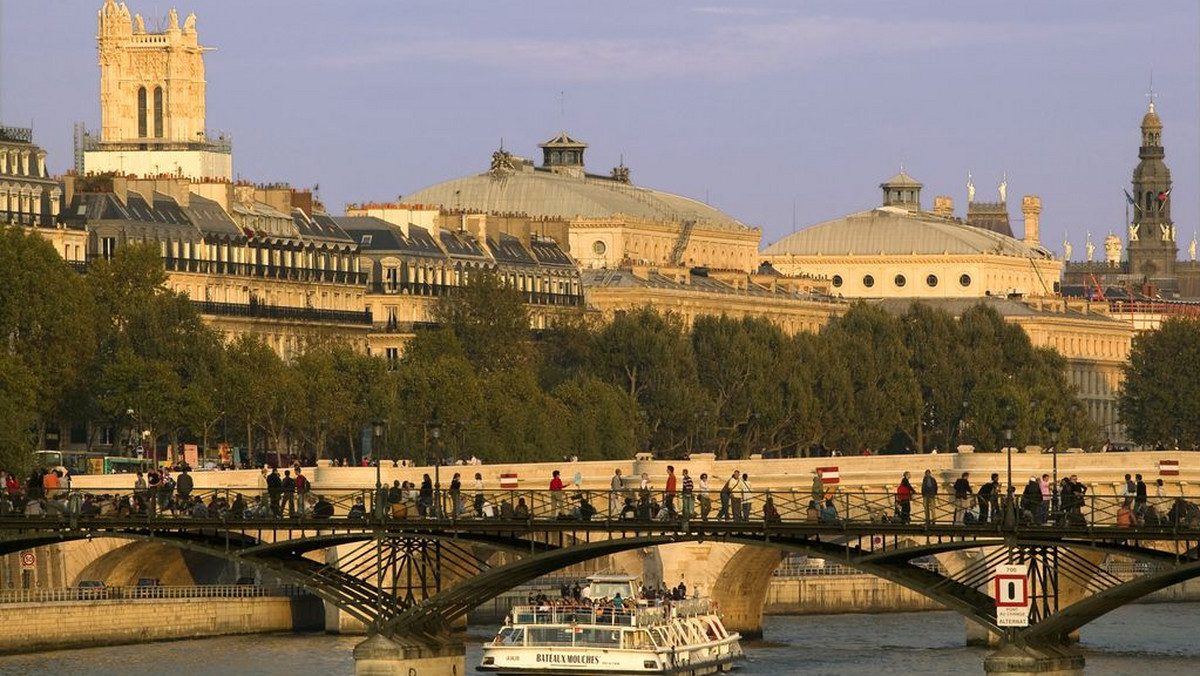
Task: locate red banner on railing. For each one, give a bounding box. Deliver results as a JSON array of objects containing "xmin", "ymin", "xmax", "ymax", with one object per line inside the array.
[
  {"xmin": 499, "ymin": 473, "xmax": 519, "ymax": 489},
  {"xmin": 818, "ymin": 467, "xmax": 840, "ymax": 484},
  {"xmin": 1160, "ymin": 460, "xmax": 1180, "ymax": 476}
]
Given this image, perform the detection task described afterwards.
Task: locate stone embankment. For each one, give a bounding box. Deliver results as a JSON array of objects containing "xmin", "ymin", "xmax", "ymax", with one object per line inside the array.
[{"xmin": 0, "ymin": 595, "xmax": 323, "ymax": 654}]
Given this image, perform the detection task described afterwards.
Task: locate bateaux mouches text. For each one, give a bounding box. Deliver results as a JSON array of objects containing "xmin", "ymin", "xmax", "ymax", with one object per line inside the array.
[{"xmin": 536, "ymin": 654, "xmax": 603, "ymax": 665}]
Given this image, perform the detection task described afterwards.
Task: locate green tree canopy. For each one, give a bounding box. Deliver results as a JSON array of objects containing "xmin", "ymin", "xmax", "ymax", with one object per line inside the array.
[{"xmin": 1120, "ymin": 317, "xmax": 1200, "ymax": 448}]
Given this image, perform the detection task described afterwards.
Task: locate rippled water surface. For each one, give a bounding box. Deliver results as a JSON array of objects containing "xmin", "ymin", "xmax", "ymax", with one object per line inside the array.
[{"xmin": 2, "ymin": 603, "xmax": 1199, "ymax": 675}]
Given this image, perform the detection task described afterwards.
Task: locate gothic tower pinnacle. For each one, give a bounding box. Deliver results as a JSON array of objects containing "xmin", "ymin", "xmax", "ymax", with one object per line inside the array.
[{"xmin": 1127, "ymin": 93, "xmax": 1178, "ymax": 291}]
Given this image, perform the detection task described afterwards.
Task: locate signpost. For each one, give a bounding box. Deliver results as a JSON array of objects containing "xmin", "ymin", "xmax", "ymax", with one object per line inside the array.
[
  {"xmin": 19, "ymin": 551, "xmax": 36, "ymax": 571},
  {"xmin": 994, "ymin": 564, "xmax": 1030, "ymax": 627},
  {"xmin": 499, "ymin": 473, "xmax": 519, "ymax": 489},
  {"xmin": 1160, "ymin": 459, "xmax": 1180, "ymax": 476}
]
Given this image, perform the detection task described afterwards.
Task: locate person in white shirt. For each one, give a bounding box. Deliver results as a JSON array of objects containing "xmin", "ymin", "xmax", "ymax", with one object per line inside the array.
[
  {"xmin": 740, "ymin": 473, "xmax": 754, "ymax": 521},
  {"xmin": 697, "ymin": 473, "xmax": 712, "ymax": 520}
]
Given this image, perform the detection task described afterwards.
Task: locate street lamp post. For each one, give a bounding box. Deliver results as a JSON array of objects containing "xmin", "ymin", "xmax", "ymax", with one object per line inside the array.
[
  {"xmin": 429, "ymin": 419, "xmax": 442, "ymax": 518},
  {"xmin": 1003, "ymin": 421, "xmax": 1015, "ymax": 525},
  {"xmin": 1047, "ymin": 422, "xmax": 1061, "ymax": 513}
]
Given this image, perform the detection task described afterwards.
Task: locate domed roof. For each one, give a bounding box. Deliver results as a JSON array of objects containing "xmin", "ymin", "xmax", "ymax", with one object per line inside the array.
[
  {"xmin": 402, "ymin": 143, "xmax": 752, "ymax": 232},
  {"xmin": 1142, "ymin": 102, "xmax": 1162, "ymax": 130},
  {"xmin": 762, "ymin": 207, "xmax": 1050, "ymax": 258}
]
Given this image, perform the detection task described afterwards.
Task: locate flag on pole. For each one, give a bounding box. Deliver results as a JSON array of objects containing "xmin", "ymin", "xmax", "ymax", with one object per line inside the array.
[
  {"xmin": 1124, "ymin": 188, "xmax": 1141, "ymax": 212},
  {"xmin": 1158, "ymin": 189, "xmax": 1171, "ymax": 211}
]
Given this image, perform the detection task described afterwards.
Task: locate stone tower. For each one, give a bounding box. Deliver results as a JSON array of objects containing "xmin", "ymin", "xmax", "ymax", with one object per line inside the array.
[
  {"xmin": 1126, "ymin": 99, "xmax": 1178, "ymax": 291},
  {"xmin": 86, "ymin": 1, "xmax": 230, "ymax": 179},
  {"xmin": 98, "ymin": 0, "xmax": 207, "ymax": 144}
]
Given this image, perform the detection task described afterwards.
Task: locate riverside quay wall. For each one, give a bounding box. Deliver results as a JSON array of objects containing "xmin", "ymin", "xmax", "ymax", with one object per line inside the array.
[{"xmin": 0, "ymin": 595, "xmax": 323, "ymax": 654}]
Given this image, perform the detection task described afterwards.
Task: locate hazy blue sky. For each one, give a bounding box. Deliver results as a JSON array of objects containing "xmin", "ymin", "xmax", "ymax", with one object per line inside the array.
[{"xmin": 2, "ymin": 1, "xmax": 1197, "ymax": 255}]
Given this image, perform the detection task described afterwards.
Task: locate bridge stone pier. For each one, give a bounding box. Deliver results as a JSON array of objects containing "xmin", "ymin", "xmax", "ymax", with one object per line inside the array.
[{"xmin": 354, "ymin": 633, "xmax": 465, "ymax": 676}]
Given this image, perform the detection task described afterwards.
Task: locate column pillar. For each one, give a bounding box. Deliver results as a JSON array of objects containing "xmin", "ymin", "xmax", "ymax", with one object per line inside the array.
[
  {"xmin": 353, "ymin": 634, "xmax": 465, "ymax": 676},
  {"xmin": 984, "ymin": 644, "xmax": 1083, "ymax": 676}
]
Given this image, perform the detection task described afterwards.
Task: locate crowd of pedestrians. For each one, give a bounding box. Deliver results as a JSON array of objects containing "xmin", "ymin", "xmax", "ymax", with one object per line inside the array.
[{"xmin": 4, "ymin": 461, "xmax": 1198, "ymax": 529}]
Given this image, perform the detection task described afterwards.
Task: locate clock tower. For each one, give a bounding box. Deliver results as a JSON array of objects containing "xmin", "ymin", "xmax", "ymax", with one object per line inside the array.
[{"xmin": 1126, "ymin": 98, "xmax": 1178, "ymax": 293}]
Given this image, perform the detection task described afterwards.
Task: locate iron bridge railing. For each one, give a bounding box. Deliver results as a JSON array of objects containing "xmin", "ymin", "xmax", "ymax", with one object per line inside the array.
[
  {"xmin": 2, "ymin": 485, "xmax": 1199, "ymax": 536},
  {"xmin": 0, "ymin": 584, "xmax": 310, "ymax": 604}
]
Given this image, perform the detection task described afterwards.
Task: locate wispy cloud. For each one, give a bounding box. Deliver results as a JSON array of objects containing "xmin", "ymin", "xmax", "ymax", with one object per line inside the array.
[{"xmin": 317, "ymin": 14, "xmax": 1123, "ymax": 82}]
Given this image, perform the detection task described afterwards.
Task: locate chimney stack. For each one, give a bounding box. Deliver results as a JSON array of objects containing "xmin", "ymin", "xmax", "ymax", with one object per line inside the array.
[
  {"xmin": 1022, "ymin": 195, "xmax": 1041, "ymax": 248},
  {"xmin": 932, "ymin": 195, "xmax": 954, "ymax": 218}
]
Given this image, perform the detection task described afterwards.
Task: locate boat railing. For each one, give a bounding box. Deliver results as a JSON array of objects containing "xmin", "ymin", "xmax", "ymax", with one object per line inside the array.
[
  {"xmin": 510, "ymin": 598, "xmax": 714, "ymax": 628},
  {"xmin": 511, "ymin": 605, "xmax": 639, "ymax": 627}
]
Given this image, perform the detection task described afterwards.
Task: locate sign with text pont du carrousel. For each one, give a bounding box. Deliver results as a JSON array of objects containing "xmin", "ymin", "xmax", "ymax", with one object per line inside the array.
[{"xmin": 994, "ymin": 564, "xmax": 1030, "ymax": 627}]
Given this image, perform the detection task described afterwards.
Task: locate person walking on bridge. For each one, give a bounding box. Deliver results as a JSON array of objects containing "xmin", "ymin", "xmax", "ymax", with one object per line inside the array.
[
  {"xmin": 266, "ymin": 468, "xmax": 282, "ymax": 517},
  {"xmin": 176, "ymin": 467, "xmax": 194, "ymax": 507},
  {"xmin": 953, "ymin": 472, "xmax": 972, "ymax": 525},
  {"xmin": 698, "ymin": 472, "xmax": 711, "ymax": 520},
  {"xmin": 665, "ymin": 466, "xmax": 678, "ymax": 516},
  {"xmin": 681, "ymin": 469, "xmax": 694, "ymax": 519},
  {"xmin": 281, "ymin": 470, "xmax": 296, "ymax": 518},
  {"xmin": 608, "ymin": 468, "xmax": 623, "ymax": 519},
  {"xmin": 921, "ymin": 469, "xmax": 939, "ymax": 524},
  {"xmin": 550, "ymin": 470, "xmax": 565, "ymax": 517},
  {"xmin": 811, "ymin": 469, "xmax": 824, "ymax": 509},
  {"xmin": 294, "ymin": 468, "xmax": 310, "ymax": 516},
  {"xmin": 722, "ymin": 470, "xmax": 741, "ymax": 521},
  {"xmin": 895, "ymin": 471, "xmax": 914, "ymax": 524}
]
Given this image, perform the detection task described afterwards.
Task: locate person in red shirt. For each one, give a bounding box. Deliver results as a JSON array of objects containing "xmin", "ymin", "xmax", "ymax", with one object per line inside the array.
[
  {"xmin": 895, "ymin": 471, "xmax": 915, "ymax": 524},
  {"xmin": 665, "ymin": 466, "xmax": 678, "ymax": 516},
  {"xmin": 549, "ymin": 470, "xmax": 564, "ymax": 516}
]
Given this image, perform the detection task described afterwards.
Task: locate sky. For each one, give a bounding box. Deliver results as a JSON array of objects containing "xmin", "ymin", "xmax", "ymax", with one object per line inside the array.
[{"xmin": 2, "ymin": 1, "xmax": 1197, "ymax": 256}]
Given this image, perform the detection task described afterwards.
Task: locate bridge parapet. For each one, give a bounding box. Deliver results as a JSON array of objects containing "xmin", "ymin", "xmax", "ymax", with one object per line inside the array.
[{"xmin": 67, "ymin": 451, "xmax": 1199, "ymax": 501}]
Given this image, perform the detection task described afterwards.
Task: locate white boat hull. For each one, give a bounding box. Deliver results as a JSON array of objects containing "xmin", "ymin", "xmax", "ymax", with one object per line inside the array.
[{"xmin": 478, "ymin": 635, "xmax": 742, "ymax": 675}]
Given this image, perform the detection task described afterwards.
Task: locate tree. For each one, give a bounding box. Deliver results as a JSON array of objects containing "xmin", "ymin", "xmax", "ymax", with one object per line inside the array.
[
  {"xmin": 822, "ymin": 303, "xmax": 921, "ymax": 451},
  {"xmin": 0, "ymin": 354, "xmax": 37, "ymax": 472},
  {"xmin": 434, "ymin": 272, "xmax": 532, "ymax": 374},
  {"xmin": 0, "ymin": 227, "xmax": 93, "ymax": 446},
  {"xmin": 692, "ymin": 316, "xmax": 791, "ymax": 458},
  {"xmin": 593, "ymin": 309, "xmax": 709, "ymax": 456},
  {"xmin": 901, "ymin": 303, "xmax": 968, "ymax": 452},
  {"xmin": 1120, "ymin": 318, "xmax": 1200, "ymax": 448},
  {"xmin": 551, "ymin": 375, "xmax": 638, "ymax": 460},
  {"xmin": 222, "ymin": 334, "xmax": 283, "ymax": 463}
]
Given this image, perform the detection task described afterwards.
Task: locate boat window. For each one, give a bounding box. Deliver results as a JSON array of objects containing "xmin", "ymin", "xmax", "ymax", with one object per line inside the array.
[
  {"xmin": 493, "ymin": 627, "xmax": 524, "ymax": 646},
  {"xmin": 527, "ymin": 627, "xmax": 575, "ymax": 646},
  {"xmin": 575, "ymin": 628, "xmax": 620, "ymax": 647},
  {"xmin": 623, "ymin": 630, "xmax": 654, "ymax": 650}
]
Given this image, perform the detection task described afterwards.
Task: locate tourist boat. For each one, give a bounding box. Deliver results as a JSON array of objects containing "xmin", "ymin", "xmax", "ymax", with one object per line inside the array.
[{"xmin": 478, "ymin": 574, "xmax": 742, "ymax": 674}]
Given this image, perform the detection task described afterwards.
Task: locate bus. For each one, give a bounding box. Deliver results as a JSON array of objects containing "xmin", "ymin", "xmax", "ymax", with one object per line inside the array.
[
  {"xmin": 33, "ymin": 450, "xmax": 108, "ymax": 476},
  {"xmin": 102, "ymin": 456, "xmax": 157, "ymax": 475}
]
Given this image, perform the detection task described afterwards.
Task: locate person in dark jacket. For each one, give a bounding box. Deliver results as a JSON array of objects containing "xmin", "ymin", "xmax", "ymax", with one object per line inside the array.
[
  {"xmin": 1020, "ymin": 478, "xmax": 1043, "ymax": 523},
  {"xmin": 266, "ymin": 468, "xmax": 282, "ymax": 517},
  {"xmin": 920, "ymin": 469, "xmax": 938, "ymax": 524},
  {"xmin": 418, "ymin": 474, "xmax": 433, "ymax": 517},
  {"xmin": 176, "ymin": 468, "xmax": 194, "ymax": 503},
  {"xmin": 977, "ymin": 473, "xmax": 1000, "ymax": 523},
  {"xmin": 952, "ymin": 472, "xmax": 973, "ymax": 524},
  {"xmin": 281, "ymin": 470, "xmax": 296, "ymax": 517}
]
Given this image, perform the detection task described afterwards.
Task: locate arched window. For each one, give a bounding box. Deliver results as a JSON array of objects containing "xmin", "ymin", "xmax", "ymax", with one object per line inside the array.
[
  {"xmin": 137, "ymin": 87, "xmax": 148, "ymax": 138},
  {"xmin": 153, "ymin": 87, "xmax": 164, "ymax": 138}
]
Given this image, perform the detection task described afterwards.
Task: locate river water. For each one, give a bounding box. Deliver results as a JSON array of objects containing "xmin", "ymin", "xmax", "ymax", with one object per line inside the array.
[{"xmin": 2, "ymin": 603, "xmax": 1198, "ymax": 675}]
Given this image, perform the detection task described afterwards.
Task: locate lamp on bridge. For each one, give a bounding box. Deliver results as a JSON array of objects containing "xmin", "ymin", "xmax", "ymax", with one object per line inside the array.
[
  {"xmin": 1047, "ymin": 421, "xmax": 1061, "ymax": 513},
  {"xmin": 429, "ymin": 418, "xmax": 442, "ymax": 518},
  {"xmin": 372, "ymin": 418, "xmax": 389, "ymax": 521},
  {"xmin": 1003, "ymin": 420, "xmax": 1016, "ymax": 526}
]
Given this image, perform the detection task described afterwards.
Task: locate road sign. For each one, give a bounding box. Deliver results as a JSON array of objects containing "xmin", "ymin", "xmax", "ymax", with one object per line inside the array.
[
  {"xmin": 994, "ymin": 564, "xmax": 1029, "ymax": 627},
  {"xmin": 499, "ymin": 473, "xmax": 519, "ymax": 489},
  {"xmin": 817, "ymin": 466, "xmax": 840, "ymax": 484},
  {"xmin": 1160, "ymin": 460, "xmax": 1180, "ymax": 476},
  {"xmin": 19, "ymin": 551, "xmax": 36, "ymax": 570}
]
